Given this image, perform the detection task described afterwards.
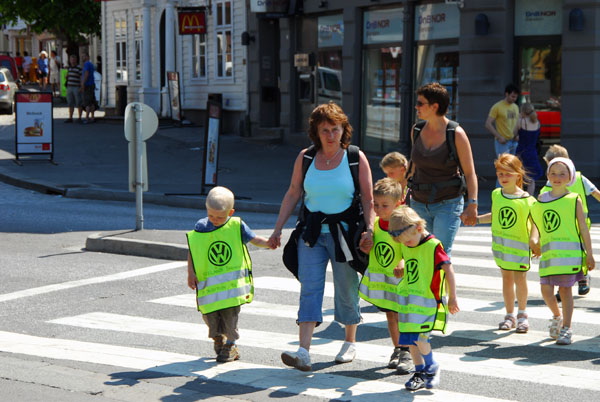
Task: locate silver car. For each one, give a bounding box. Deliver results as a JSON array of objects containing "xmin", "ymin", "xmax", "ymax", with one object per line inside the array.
[{"xmin": 0, "ymin": 67, "xmax": 17, "ymax": 114}]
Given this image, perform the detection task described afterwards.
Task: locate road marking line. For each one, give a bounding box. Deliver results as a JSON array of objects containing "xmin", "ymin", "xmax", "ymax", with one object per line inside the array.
[
  {"xmin": 47, "ymin": 312, "xmax": 600, "ymax": 392},
  {"xmin": 0, "ymin": 261, "xmax": 186, "ymax": 303},
  {"xmin": 0, "ymin": 330, "xmax": 510, "ymax": 402}
]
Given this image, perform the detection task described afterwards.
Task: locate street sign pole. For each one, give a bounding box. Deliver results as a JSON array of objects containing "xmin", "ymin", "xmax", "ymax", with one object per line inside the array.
[{"xmin": 135, "ymin": 103, "xmax": 144, "ymax": 230}]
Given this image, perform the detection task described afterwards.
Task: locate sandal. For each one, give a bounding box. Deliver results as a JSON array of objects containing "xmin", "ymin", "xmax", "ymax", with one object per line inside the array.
[
  {"xmin": 516, "ymin": 313, "xmax": 529, "ymax": 333},
  {"xmin": 498, "ymin": 314, "xmax": 516, "ymax": 330}
]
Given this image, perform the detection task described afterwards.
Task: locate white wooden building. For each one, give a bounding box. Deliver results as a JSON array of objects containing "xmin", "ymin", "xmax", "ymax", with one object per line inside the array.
[{"xmin": 100, "ymin": 0, "xmax": 248, "ymax": 131}]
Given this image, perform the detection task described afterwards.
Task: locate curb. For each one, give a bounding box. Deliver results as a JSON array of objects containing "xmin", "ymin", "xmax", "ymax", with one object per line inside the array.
[
  {"xmin": 86, "ymin": 232, "xmax": 187, "ymax": 261},
  {"xmin": 0, "ymin": 172, "xmax": 65, "ymax": 195}
]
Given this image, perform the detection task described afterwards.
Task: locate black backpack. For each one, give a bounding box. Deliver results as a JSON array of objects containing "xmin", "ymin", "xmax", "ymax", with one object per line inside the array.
[
  {"xmin": 282, "ymin": 145, "xmax": 368, "ymax": 278},
  {"xmin": 406, "ymin": 120, "xmax": 466, "ymax": 203}
]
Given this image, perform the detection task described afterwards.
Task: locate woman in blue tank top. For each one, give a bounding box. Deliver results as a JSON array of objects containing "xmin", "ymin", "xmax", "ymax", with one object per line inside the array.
[{"xmin": 269, "ymin": 102, "xmax": 375, "ymax": 372}]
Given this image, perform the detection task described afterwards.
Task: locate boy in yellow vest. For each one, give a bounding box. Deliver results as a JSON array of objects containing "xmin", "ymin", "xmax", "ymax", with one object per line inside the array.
[
  {"xmin": 380, "ymin": 152, "xmax": 409, "ymax": 205},
  {"xmin": 359, "ymin": 178, "xmax": 412, "ymax": 373},
  {"xmin": 388, "ymin": 207, "xmax": 459, "ymax": 391},
  {"xmin": 187, "ymin": 186, "xmax": 272, "ymax": 362}
]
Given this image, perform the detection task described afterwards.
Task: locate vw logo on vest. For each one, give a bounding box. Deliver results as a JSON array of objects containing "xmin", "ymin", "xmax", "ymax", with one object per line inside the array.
[{"xmin": 208, "ymin": 241, "xmax": 232, "ymax": 266}]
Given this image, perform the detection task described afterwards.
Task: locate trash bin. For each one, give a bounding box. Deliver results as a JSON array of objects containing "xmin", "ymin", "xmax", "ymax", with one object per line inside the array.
[{"xmin": 115, "ymin": 85, "xmax": 127, "ymax": 116}]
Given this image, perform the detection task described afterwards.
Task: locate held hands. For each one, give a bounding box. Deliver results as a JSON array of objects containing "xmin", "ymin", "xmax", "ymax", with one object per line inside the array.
[
  {"xmin": 393, "ymin": 266, "xmax": 404, "ymax": 279},
  {"xmin": 359, "ymin": 231, "xmax": 374, "ymax": 254},
  {"xmin": 268, "ymin": 229, "xmax": 282, "ymax": 249},
  {"xmin": 530, "ymin": 239, "xmax": 541, "ymax": 257},
  {"xmin": 460, "ymin": 203, "xmax": 477, "ymax": 226}
]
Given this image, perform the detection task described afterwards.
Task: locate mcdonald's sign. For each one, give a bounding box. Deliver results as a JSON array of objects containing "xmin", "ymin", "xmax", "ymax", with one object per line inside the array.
[{"xmin": 178, "ymin": 10, "xmax": 206, "ymax": 35}]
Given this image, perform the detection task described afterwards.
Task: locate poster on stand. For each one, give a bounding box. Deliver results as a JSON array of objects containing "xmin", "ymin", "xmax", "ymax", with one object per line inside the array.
[
  {"xmin": 167, "ymin": 71, "xmax": 182, "ymax": 123},
  {"xmin": 202, "ymin": 100, "xmax": 222, "ymax": 191},
  {"xmin": 15, "ymin": 91, "xmax": 54, "ymax": 161}
]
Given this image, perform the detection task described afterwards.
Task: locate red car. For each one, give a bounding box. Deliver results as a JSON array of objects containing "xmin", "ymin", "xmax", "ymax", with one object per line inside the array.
[{"xmin": 0, "ymin": 54, "xmax": 21, "ymax": 88}]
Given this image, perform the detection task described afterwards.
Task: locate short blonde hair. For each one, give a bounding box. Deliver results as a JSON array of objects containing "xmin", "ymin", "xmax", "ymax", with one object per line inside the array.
[
  {"xmin": 379, "ymin": 152, "xmax": 408, "ymax": 169},
  {"xmin": 373, "ymin": 178, "xmax": 403, "ymax": 202},
  {"xmin": 389, "ymin": 206, "xmax": 427, "ymax": 232},
  {"xmin": 544, "ymin": 145, "xmax": 569, "ymax": 164},
  {"xmin": 206, "ymin": 186, "xmax": 235, "ymax": 212}
]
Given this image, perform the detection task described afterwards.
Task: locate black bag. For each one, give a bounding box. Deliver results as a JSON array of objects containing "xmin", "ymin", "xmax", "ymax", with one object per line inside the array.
[{"xmin": 282, "ymin": 145, "xmax": 368, "ymax": 279}]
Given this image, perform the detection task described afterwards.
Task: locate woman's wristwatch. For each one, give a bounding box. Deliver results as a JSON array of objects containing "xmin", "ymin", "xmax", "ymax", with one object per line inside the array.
[{"xmin": 466, "ymin": 199, "xmax": 478, "ymax": 206}]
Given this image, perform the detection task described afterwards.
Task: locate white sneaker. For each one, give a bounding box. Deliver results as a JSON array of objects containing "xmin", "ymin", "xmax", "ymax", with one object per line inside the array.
[
  {"xmin": 281, "ymin": 347, "xmax": 312, "ymax": 371},
  {"xmin": 548, "ymin": 316, "xmax": 563, "ymax": 340},
  {"xmin": 335, "ymin": 341, "xmax": 356, "ymax": 364}
]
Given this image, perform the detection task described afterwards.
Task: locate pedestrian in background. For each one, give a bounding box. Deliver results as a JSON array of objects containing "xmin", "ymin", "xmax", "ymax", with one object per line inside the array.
[
  {"xmin": 380, "ymin": 152, "xmax": 409, "ymax": 205},
  {"xmin": 22, "ymin": 51, "xmax": 31, "ymax": 84},
  {"xmin": 186, "ymin": 186, "xmax": 273, "ymax": 363},
  {"xmin": 65, "ymin": 54, "xmax": 83, "ymax": 124},
  {"xmin": 15, "ymin": 52, "xmax": 23, "ymax": 81},
  {"xmin": 80, "ymin": 52, "xmax": 96, "ymax": 124},
  {"xmin": 269, "ymin": 102, "xmax": 375, "ymax": 372},
  {"xmin": 516, "ymin": 102, "xmax": 544, "ymax": 194},
  {"xmin": 530, "ymin": 158, "xmax": 595, "ymax": 345},
  {"xmin": 486, "ymin": 84, "xmax": 521, "ymax": 158},
  {"xmin": 48, "ymin": 50, "xmax": 61, "ymax": 98},
  {"xmin": 37, "ymin": 51, "xmax": 48, "ymax": 90}
]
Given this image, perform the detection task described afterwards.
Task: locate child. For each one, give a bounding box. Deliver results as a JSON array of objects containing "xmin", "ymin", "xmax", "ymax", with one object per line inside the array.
[
  {"xmin": 358, "ymin": 178, "xmax": 412, "ymax": 374},
  {"xmin": 530, "ymin": 158, "xmax": 595, "ymax": 345},
  {"xmin": 187, "ymin": 186, "xmax": 272, "ymax": 362},
  {"xmin": 380, "ymin": 152, "xmax": 409, "ymax": 204},
  {"xmin": 388, "ymin": 207, "xmax": 459, "ymax": 391},
  {"xmin": 477, "ymin": 154, "xmax": 535, "ymax": 333},
  {"xmin": 541, "ymin": 145, "xmax": 600, "ymax": 295}
]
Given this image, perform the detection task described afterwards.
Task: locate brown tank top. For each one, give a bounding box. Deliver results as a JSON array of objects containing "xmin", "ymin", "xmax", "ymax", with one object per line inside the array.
[{"xmin": 411, "ymin": 130, "xmax": 462, "ymax": 204}]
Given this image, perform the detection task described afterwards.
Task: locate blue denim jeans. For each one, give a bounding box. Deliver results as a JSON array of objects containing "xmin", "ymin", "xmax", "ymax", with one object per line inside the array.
[
  {"xmin": 410, "ymin": 194, "xmax": 464, "ymax": 257},
  {"xmin": 297, "ymin": 232, "xmax": 361, "ymax": 325},
  {"xmin": 494, "ymin": 138, "xmax": 518, "ymax": 157}
]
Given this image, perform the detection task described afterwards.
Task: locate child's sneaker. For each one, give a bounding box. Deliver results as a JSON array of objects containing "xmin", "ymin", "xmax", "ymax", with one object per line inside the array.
[
  {"xmin": 556, "ymin": 327, "xmax": 572, "ymax": 345},
  {"xmin": 387, "ymin": 346, "xmax": 402, "ymax": 368},
  {"xmin": 404, "ymin": 371, "xmax": 426, "ymax": 391},
  {"xmin": 216, "ymin": 343, "xmax": 240, "ymax": 363},
  {"xmin": 578, "ymin": 274, "xmax": 591, "ymax": 295},
  {"xmin": 396, "ymin": 349, "xmax": 414, "ymax": 375},
  {"xmin": 424, "ymin": 364, "xmax": 441, "ymax": 389},
  {"xmin": 213, "ymin": 335, "xmax": 225, "ymax": 355},
  {"xmin": 335, "ymin": 341, "xmax": 356, "ymax": 364},
  {"xmin": 281, "ymin": 348, "xmax": 312, "ymax": 371},
  {"xmin": 548, "ymin": 316, "xmax": 563, "ymax": 339}
]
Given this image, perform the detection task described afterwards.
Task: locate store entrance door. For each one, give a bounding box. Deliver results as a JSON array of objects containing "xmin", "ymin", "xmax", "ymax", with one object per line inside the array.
[{"xmin": 517, "ymin": 39, "xmax": 562, "ymax": 148}]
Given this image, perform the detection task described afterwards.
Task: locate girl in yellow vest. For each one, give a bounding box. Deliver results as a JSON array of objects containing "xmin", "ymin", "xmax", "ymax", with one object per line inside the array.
[
  {"xmin": 476, "ymin": 154, "xmax": 535, "ymax": 333},
  {"xmin": 388, "ymin": 207, "xmax": 459, "ymax": 391},
  {"xmin": 530, "ymin": 158, "xmax": 595, "ymax": 345}
]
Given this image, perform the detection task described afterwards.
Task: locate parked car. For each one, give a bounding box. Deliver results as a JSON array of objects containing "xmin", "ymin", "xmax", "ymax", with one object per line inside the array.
[
  {"xmin": 0, "ymin": 54, "xmax": 21, "ymax": 87},
  {"xmin": 0, "ymin": 67, "xmax": 17, "ymax": 114}
]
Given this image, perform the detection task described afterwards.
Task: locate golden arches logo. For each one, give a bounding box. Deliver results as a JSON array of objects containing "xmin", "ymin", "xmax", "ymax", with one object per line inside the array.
[{"xmin": 179, "ymin": 12, "xmax": 205, "ymax": 35}]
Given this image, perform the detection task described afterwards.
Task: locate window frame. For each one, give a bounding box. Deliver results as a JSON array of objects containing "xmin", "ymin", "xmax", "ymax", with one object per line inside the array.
[
  {"xmin": 133, "ymin": 13, "xmax": 143, "ymax": 83},
  {"xmin": 114, "ymin": 14, "xmax": 128, "ymax": 83},
  {"xmin": 213, "ymin": 0, "xmax": 233, "ymax": 81},
  {"xmin": 191, "ymin": 33, "xmax": 208, "ymax": 81}
]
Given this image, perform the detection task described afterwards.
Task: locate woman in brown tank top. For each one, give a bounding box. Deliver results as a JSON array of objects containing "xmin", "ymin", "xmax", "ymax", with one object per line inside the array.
[{"xmin": 407, "ymin": 83, "xmax": 478, "ymax": 256}]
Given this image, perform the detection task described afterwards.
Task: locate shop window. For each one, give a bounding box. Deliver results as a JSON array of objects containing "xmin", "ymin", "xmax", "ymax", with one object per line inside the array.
[
  {"xmin": 192, "ymin": 34, "xmax": 207, "ymax": 79},
  {"xmin": 134, "ymin": 15, "xmax": 142, "ymax": 82},
  {"xmin": 115, "ymin": 16, "xmax": 127, "ymax": 82},
  {"xmin": 317, "ymin": 50, "xmax": 342, "ymax": 106},
  {"xmin": 362, "ymin": 46, "xmax": 402, "ymax": 153},
  {"xmin": 415, "ymin": 46, "xmax": 459, "ymax": 119},
  {"xmin": 214, "ymin": 0, "xmax": 232, "ymax": 79}
]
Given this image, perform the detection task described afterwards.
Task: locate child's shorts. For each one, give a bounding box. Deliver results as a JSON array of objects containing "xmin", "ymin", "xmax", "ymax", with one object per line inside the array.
[{"xmin": 399, "ymin": 331, "xmax": 431, "ymax": 345}]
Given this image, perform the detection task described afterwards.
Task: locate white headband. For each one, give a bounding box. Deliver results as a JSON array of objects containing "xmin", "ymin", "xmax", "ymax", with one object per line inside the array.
[{"xmin": 547, "ymin": 157, "xmax": 576, "ymax": 186}]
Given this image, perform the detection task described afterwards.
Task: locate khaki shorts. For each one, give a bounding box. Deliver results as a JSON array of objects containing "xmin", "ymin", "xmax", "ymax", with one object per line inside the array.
[{"xmin": 66, "ymin": 86, "xmax": 81, "ymax": 108}]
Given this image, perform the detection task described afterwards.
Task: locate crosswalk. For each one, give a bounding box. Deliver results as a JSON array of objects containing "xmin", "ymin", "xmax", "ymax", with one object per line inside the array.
[{"xmin": 3, "ymin": 226, "xmax": 600, "ymax": 401}]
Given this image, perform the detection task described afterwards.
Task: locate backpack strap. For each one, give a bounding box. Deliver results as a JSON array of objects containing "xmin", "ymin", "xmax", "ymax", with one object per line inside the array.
[
  {"xmin": 302, "ymin": 145, "xmax": 317, "ymax": 181},
  {"xmin": 445, "ymin": 120, "xmax": 463, "ymax": 174},
  {"xmin": 347, "ymin": 145, "xmax": 361, "ymax": 200}
]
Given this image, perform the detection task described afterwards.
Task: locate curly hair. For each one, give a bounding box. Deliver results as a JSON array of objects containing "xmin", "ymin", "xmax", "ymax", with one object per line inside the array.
[
  {"xmin": 416, "ymin": 82, "xmax": 449, "ymax": 116},
  {"xmin": 308, "ymin": 102, "xmax": 352, "ymax": 150}
]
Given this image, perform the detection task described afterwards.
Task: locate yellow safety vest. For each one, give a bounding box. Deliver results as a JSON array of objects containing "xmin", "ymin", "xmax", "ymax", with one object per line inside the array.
[
  {"xmin": 359, "ymin": 217, "xmax": 404, "ymax": 311},
  {"xmin": 531, "ymin": 193, "xmax": 586, "ymax": 277},
  {"xmin": 540, "ymin": 172, "xmax": 590, "ymax": 228},
  {"xmin": 397, "ymin": 236, "xmax": 448, "ymax": 333},
  {"xmin": 187, "ymin": 217, "xmax": 253, "ymax": 314},
  {"xmin": 491, "ymin": 188, "xmax": 535, "ymax": 271}
]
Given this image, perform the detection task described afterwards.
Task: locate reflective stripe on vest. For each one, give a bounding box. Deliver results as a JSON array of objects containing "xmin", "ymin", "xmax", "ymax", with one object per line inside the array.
[
  {"xmin": 490, "ymin": 188, "xmax": 534, "ymax": 271},
  {"xmin": 359, "ymin": 217, "xmax": 404, "ymax": 311},
  {"xmin": 187, "ymin": 217, "xmax": 253, "ymax": 314},
  {"xmin": 540, "ymin": 172, "xmax": 590, "ymax": 228},
  {"xmin": 397, "ymin": 236, "xmax": 448, "ymax": 333},
  {"xmin": 531, "ymin": 193, "xmax": 585, "ymax": 277}
]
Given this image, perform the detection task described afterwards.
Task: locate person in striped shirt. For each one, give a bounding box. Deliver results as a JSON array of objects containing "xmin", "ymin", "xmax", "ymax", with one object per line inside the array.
[{"xmin": 65, "ymin": 54, "xmax": 82, "ymax": 123}]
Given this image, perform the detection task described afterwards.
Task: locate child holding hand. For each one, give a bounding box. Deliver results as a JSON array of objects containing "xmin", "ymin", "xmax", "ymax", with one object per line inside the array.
[
  {"xmin": 477, "ymin": 153, "xmax": 535, "ymax": 333},
  {"xmin": 530, "ymin": 158, "xmax": 595, "ymax": 345}
]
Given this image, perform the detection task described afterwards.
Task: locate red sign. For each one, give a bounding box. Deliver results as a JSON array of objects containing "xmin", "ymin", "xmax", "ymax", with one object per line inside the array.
[{"xmin": 179, "ymin": 11, "xmax": 206, "ymax": 35}]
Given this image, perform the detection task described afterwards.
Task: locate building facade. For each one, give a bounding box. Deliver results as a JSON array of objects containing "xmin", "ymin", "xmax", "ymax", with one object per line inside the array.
[
  {"xmin": 101, "ymin": 0, "xmax": 248, "ymax": 133},
  {"xmin": 247, "ymin": 0, "xmax": 600, "ymax": 179}
]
